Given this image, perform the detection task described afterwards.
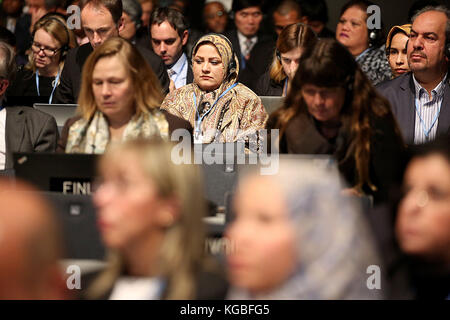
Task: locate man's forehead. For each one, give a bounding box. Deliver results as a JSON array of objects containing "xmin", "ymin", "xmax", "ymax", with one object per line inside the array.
[
  {"xmin": 151, "ymin": 22, "xmax": 179, "ymax": 37},
  {"xmin": 412, "ymin": 11, "xmax": 447, "ymax": 35},
  {"xmin": 81, "ymin": 3, "xmax": 115, "ymax": 21}
]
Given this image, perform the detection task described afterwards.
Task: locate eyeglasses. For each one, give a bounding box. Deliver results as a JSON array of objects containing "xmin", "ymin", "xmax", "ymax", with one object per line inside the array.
[
  {"xmin": 31, "ymin": 42, "xmax": 61, "ymax": 57},
  {"xmin": 205, "ymin": 10, "xmax": 225, "ymax": 19}
]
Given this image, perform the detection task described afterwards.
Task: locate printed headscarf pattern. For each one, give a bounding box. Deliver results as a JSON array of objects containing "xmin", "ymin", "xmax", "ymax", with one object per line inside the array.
[{"xmin": 161, "ymin": 33, "xmax": 267, "ymax": 144}]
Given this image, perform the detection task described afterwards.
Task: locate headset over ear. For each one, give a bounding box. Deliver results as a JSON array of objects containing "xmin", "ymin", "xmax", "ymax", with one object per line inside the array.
[
  {"xmin": 368, "ymin": 28, "xmax": 380, "ymax": 47},
  {"xmin": 32, "ymin": 15, "xmax": 71, "ymax": 58}
]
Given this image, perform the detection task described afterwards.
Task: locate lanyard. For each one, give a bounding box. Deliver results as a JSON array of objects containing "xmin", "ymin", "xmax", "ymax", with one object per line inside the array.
[
  {"xmin": 414, "ymin": 93, "xmax": 441, "ymax": 140},
  {"xmin": 193, "ymin": 83, "xmax": 238, "ymax": 138},
  {"xmin": 283, "ymin": 78, "xmax": 288, "ymax": 97},
  {"xmin": 36, "ymin": 69, "xmax": 61, "ymax": 104},
  {"xmin": 170, "ymin": 57, "xmax": 187, "ymax": 88},
  {"xmin": 355, "ymin": 47, "xmax": 371, "ymax": 63}
]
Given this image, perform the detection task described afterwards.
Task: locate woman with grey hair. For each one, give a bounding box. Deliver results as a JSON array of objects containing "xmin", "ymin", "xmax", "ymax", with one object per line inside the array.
[
  {"xmin": 226, "ymin": 158, "xmax": 384, "ymax": 299},
  {"xmin": 120, "ymin": 0, "xmax": 143, "ymax": 43}
]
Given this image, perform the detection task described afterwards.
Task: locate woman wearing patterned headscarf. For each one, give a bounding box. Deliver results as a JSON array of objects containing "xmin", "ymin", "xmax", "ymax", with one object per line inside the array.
[
  {"xmin": 226, "ymin": 158, "xmax": 383, "ymax": 299},
  {"xmin": 161, "ymin": 33, "xmax": 268, "ymax": 145}
]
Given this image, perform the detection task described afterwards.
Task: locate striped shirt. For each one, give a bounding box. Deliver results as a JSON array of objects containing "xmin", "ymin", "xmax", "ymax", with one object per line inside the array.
[{"xmin": 412, "ymin": 73, "xmax": 447, "ymax": 144}]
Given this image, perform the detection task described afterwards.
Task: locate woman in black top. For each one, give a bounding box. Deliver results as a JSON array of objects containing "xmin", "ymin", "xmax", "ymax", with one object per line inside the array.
[
  {"xmin": 6, "ymin": 14, "xmax": 76, "ymax": 106},
  {"xmin": 268, "ymin": 38, "xmax": 406, "ymax": 204},
  {"xmin": 255, "ymin": 23, "xmax": 317, "ymax": 97}
]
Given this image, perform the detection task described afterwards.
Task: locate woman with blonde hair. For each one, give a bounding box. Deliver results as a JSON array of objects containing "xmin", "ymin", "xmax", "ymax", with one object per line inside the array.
[
  {"xmin": 86, "ymin": 138, "xmax": 228, "ymax": 299},
  {"xmin": 6, "ymin": 13, "xmax": 76, "ymax": 106},
  {"xmin": 58, "ymin": 37, "xmax": 191, "ymax": 153},
  {"xmin": 255, "ymin": 23, "xmax": 318, "ymax": 97}
]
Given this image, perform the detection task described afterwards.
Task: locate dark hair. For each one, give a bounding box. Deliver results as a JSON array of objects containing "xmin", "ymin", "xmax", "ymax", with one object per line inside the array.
[
  {"xmin": 299, "ymin": 0, "xmax": 329, "ymax": 24},
  {"xmin": 408, "ymin": 0, "xmax": 441, "ymax": 22},
  {"xmin": 409, "ymin": 134, "xmax": 450, "ymax": 163},
  {"xmin": 339, "ymin": 0, "xmax": 385, "ymax": 47},
  {"xmin": 271, "ymin": 39, "xmax": 401, "ymax": 191},
  {"xmin": 0, "ymin": 27, "xmax": 16, "ymax": 48},
  {"xmin": 150, "ymin": 6, "xmax": 189, "ymax": 38},
  {"xmin": 79, "ymin": 0, "xmax": 123, "ymax": 24},
  {"xmin": 232, "ymin": 0, "xmax": 263, "ymax": 13}
]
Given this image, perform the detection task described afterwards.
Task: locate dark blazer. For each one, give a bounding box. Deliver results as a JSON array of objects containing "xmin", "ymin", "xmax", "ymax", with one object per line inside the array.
[
  {"xmin": 224, "ymin": 30, "xmax": 273, "ymax": 75},
  {"xmin": 376, "ymin": 72, "xmax": 450, "ymax": 145},
  {"xmin": 254, "ymin": 71, "xmax": 283, "ymax": 96},
  {"xmin": 4, "ymin": 106, "xmax": 58, "ymax": 169},
  {"xmin": 53, "ymin": 43, "xmax": 170, "ymax": 105},
  {"xmin": 186, "ymin": 63, "xmax": 194, "ymax": 85},
  {"xmin": 239, "ymin": 39, "xmax": 276, "ymax": 91}
]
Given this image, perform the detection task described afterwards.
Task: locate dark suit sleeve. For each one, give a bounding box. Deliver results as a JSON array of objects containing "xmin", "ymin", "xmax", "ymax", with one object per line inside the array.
[
  {"xmin": 53, "ymin": 48, "xmax": 77, "ymax": 104},
  {"xmin": 57, "ymin": 116, "xmax": 81, "ymax": 153},
  {"xmin": 32, "ymin": 112, "xmax": 59, "ymax": 153},
  {"xmin": 137, "ymin": 46, "xmax": 170, "ymax": 95}
]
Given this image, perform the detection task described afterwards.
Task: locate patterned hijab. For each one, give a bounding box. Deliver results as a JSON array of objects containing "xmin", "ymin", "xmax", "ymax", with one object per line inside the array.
[
  {"xmin": 227, "ymin": 159, "xmax": 384, "ymax": 300},
  {"xmin": 161, "ymin": 34, "xmax": 267, "ymax": 144}
]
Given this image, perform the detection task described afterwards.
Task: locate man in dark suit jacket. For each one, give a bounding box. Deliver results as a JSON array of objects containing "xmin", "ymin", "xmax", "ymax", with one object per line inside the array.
[
  {"xmin": 149, "ymin": 7, "xmax": 193, "ymax": 91},
  {"xmin": 377, "ymin": 6, "xmax": 449, "ymax": 145},
  {"xmin": 0, "ymin": 41, "xmax": 58, "ymax": 171},
  {"xmin": 224, "ymin": 0, "xmax": 272, "ymax": 84},
  {"xmin": 53, "ymin": 0, "xmax": 169, "ymax": 105}
]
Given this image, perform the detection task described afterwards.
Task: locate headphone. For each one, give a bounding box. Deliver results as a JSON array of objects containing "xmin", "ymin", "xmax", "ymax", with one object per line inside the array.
[
  {"xmin": 275, "ymin": 22, "xmax": 318, "ymax": 62},
  {"xmin": 368, "ymin": 28, "xmax": 380, "ymax": 47},
  {"xmin": 32, "ymin": 15, "xmax": 71, "ymax": 59},
  {"xmin": 191, "ymin": 33, "xmax": 238, "ymax": 77}
]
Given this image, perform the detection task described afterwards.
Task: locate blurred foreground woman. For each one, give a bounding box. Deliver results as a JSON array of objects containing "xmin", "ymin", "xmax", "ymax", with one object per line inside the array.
[
  {"xmin": 226, "ymin": 159, "xmax": 383, "ymax": 299},
  {"xmin": 87, "ymin": 139, "xmax": 227, "ymax": 299}
]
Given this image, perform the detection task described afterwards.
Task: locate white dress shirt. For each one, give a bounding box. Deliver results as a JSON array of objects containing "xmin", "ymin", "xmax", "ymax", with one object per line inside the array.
[
  {"xmin": 167, "ymin": 53, "xmax": 188, "ymax": 89},
  {"xmin": 412, "ymin": 73, "xmax": 447, "ymax": 144}
]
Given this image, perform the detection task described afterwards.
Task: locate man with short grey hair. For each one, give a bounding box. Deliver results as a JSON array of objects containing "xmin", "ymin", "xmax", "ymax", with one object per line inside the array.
[
  {"xmin": 120, "ymin": 0, "xmax": 143, "ymax": 43},
  {"xmin": 377, "ymin": 5, "xmax": 450, "ymax": 145},
  {"xmin": 0, "ymin": 41, "xmax": 58, "ymax": 171}
]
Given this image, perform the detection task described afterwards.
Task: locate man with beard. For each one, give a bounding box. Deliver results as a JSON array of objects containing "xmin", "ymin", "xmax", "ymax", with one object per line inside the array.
[{"xmin": 377, "ymin": 6, "xmax": 449, "ymax": 145}]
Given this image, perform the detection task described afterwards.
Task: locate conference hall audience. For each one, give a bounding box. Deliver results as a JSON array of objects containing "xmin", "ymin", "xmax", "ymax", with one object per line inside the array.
[
  {"xmin": 267, "ymin": 39, "xmax": 406, "ymax": 205},
  {"xmin": 149, "ymin": 7, "xmax": 192, "ymax": 91},
  {"xmin": 255, "ymin": 22, "xmax": 317, "ymax": 97},
  {"xmin": 226, "ymin": 159, "xmax": 382, "ymax": 299},
  {"xmin": 0, "ymin": 41, "xmax": 58, "ymax": 171},
  {"xmin": 161, "ymin": 33, "xmax": 267, "ymax": 145},
  {"xmin": 52, "ymin": 0, "xmax": 169, "ymax": 104},
  {"xmin": 336, "ymin": 0, "xmax": 392, "ymax": 86},
  {"xmin": 377, "ymin": 6, "xmax": 449, "ymax": 146},
  {"xmin": 6, "ymin": 14, "xmax": 76, "ymax": 107},
  {"xmin": 139, "ymin": 0, "xmax": 157, "ymax": 28},
  {"xmin": 119, "ymin": 0, "xmax": 143, "ymax": 44},
  {"xmin": 58, "ymin": 37, "xmax": 190, "ymax": 153},
  {"xmin": 85, "ymin": 138, "xmax": 228, "ymax": 299},
  {"xmin": 385, "ymin": 24, "xmax": 411, "ymax": 79}
]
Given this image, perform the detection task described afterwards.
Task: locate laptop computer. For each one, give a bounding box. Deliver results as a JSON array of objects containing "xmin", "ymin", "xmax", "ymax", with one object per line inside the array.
[
  {"xmin": 260, "ymin": 96, "xmax": 285, "ymax": 115},
  {"xmin": 13, "ymin": 153, "xmax": 99, "ymax": 194},
  {"xmin": 33, "ymin": 103, "xmax": 78, "ymax": 128}
]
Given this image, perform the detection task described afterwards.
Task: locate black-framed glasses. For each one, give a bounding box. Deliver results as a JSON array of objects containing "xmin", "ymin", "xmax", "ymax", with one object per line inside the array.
[{"xmin": 31, "ymin": 42, "xmax": 61, "ymax": 57}]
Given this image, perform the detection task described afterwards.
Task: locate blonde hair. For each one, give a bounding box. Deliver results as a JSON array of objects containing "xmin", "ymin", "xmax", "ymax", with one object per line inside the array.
[
  {"xmin": 26, "ymin": 14, "xmax": 76, "ymax": 73},
  {"xmin": 77, "ymin": 37, "xmax": 163, "ymax": 120},
  {"xmin": 87, "ymin": 139, "xmax": 207, "ymax": 299},
  {"xmin": 269, "ymin": 23, "xmax": 317, "ymax": 83}
]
